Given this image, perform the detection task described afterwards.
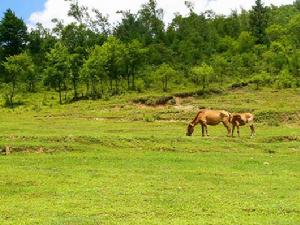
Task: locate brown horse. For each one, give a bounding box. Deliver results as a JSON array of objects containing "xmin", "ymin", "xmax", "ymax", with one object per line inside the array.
[
  {"xmin": 231, "ymin": 113, "xmax": 255, "ymax": 137},
  {"xmin": 186, "ymin": 109, "xmax": 232, "ymax": 137}
]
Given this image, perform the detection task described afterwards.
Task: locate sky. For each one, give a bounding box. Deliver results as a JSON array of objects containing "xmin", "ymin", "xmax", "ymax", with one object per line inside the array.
[{"xmin": 0, "ymin": 0, "xmax": 296, "ymax": 29}]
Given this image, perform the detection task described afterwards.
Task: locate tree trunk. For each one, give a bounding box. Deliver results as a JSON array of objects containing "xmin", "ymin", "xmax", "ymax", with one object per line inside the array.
[
  {"xmin": 126, "ymin": 65, "xmax": 130, "ymax": 90},
  {"xmin": 58, "ymin": 83, "xmax": 62, "ymax": 105},
  {"xmin": 109, "ymin": 78, "xmax": 113, "ymax": 92},
  {"xmin": 132, "ymin": 73, "xmax": 135, "ymax": 90},
  {"xmin": 86, "ymin": 81, "xmax": 90, "ymax": 96},
  {"xmin": 72, "ymin": 77, "xmax": 78, "ymax": 100},
  {"xmin": 165, "ymin": 77, "xmax": 168, "ymax": 92},
  {"xmin": 91, "ymin": 80, "xmax": 96, "ymax": 99},
  {"xmin": 63, "ymin": 82, "xmax": 67, "ymax": 101},
  {"xmin": 100, "ymin": 79, "xmax": 104, "ymax": 94},
  {"xmin": 28, "ymin": 81, "xmax": 34, "ymax": 92},
  {"xmin": 132, "ymin": 66, "xmax": 136, "ymax": 90},
  {"xmin": 9, "ymin": 81, "xmax": 16, "ymax": 108}
]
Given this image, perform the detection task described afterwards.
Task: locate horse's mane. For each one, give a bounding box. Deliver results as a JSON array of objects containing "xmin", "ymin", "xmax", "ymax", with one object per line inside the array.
[{"xmin": 191, "ymin": 110, "xmax": 205, "ymax": 124}]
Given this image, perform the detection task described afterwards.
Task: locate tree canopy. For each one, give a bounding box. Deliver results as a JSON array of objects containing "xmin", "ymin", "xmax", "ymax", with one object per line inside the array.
[{"xmin": 0, "ymin": 0, "xmax": 300, "ymax": 104}]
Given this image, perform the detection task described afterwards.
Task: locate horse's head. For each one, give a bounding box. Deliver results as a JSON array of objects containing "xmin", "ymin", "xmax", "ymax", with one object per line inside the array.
[{"xmin": 186, "ymin": 123, "xmax": 195, "ymax": 136}]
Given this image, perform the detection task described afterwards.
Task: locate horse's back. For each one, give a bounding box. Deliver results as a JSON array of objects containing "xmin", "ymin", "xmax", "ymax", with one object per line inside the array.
[{"xmin": 202, "ymin": 110, "xmax": 230, "ymax": 125}]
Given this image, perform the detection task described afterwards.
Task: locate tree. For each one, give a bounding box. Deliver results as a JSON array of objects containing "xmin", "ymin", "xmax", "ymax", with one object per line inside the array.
[
  {"xmin": 2, "ymin": 53, "xmax": 34, "ymax": 107},
  {"xmin": 124, "ymin": 39, "xmax": 147, "ymax": 90},
  {"xmin": 154, "ymin": 64, "xmax": 176, "ymax": 92},
  {"xmin": 211, "ymin": 55, "xmax": 228, "ymax": 85},
  {"xmin": 80, "ymin": 46, "xmax": 108, "ymax": 98},
  {"xmin": 294, "ymin": 0, "xmax": 300, "ymax": 11},
  {"xmin": 44, "ymin": 43, "xmax": 70, "ymax": 104},
  {"xmin": 0, "ymin": 9, "xmax": 28, "ymax": 57},
  {"xmin": 237, "ymin": 31, "xmax": 255, "ymax": 53},
  {"xmin": 65, "ymin": 0, "xmax": 110, "ymax": 34},
  {"xmin": 249, "ymin": 0, "xmax": 269, "ymax": 44},
  {"xmin": 274, "ymin": 69, "xmax": 297, "ymax": 89},
  {"xmin": 223, "ymin": 10, "xmax": 241, "ymax": 38},
  {"xmin": 27, "ymin": 23, "xmax": 57, "ymax": 91},
  {"xmin": 290, "ymin": 50, "xmax": 300, "ymax": 77},
  {"xmin": 101, "ymin": 37, "xmax": 126, "ymax": 94},
  {"xmin": 287, "ymin": 14, "xmax": 300, "ymax": 48},
  {"xmin": 81, "ymin": 37, "xmax": 125, "ymax": 96},
  {"xmin": 191, "ymin": 64, "xmax": 214, "ymax": 89},
  {"xmin": 250, "ymin": 71, "xmax": 272, "ymax": 89},
  {"xmin": 61, "ymin": 23, "xmax": 103, "ymax": 99},
  {"xmin": 266, "ymin": 24, "xmax": 287, "ymax": 42},
  {"xmin": 262, "ymin": 42, "xmax": 288, "ymax": 74},
  {"xmin": 137, "ymin": 0, "xmax": 165, "ymax": 45},
  {"xmin": 167, "ymin": 12, "xmax": 217, "ymax": 65},
  {"xmin": 114, "ymin": 11, "xmax": 143, "ymax": 43}
]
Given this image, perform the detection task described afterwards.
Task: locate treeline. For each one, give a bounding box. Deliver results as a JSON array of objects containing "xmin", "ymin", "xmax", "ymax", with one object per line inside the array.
[{"xmin": 0, "ymin": 0, "xmax": 300, "ymax": 106}]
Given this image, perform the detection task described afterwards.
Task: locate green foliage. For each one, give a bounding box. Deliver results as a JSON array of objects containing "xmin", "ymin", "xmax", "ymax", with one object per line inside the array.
[
  {"xmin": 2, "ymin": 53, "xmax": 34, "ymax": 107},
  {"xmin": 237, "ymin": 31, "xmax": 255, "ymax": 53},
  {"xmin": 124, "ymin": 39, "xmax": 148, "ymax": 90},
  {"xmin": 287, "ymin": 14, "xmax": 300, "ymax": 48},
  {"xmin": 80, "ymin": 45, "xmax": 108, "ymax": 98},
  {"xmin": 153, "ymin": 64, "xmax": 177, "ymax": 92},
  {"xmin": 274, "ymin": 69, "xmax": 297, "ymax": 89},
  {"xmin": 0, "ymin": 1, "xmax": 300, "ymax": 100},
  {"xmin": 191, "ymin": 64, "xmax": 214, "ymax": 89},
  {"xmin": 81, "ymin": 36, "xmax": 127, "ymax": 97},
  {"xmin": 266, "ymin": 24, "xmax": 286, "ymax": 42},
  {"xmin": 249, "ymin": 0, "xmax": 269, "ymax": 44},
  {"xmin": 250, "ymin": 71, "xmax": 272, "ymax": 89},
  {"xmin": 44, "ymin": 43, "xmax": 70, "ymax": 104},
  {"xmin": 27, "ymin": 23, "xmax": 56, "ymax": 77},
  {"xmin": 138, "ymin": 0, "xmax": 165, "ymax": 44},
  {"xmin": 167, "ymin": 12, "xmax": 217, "ymax": 64},
  {"xmin": 290, "ymin": 49, "xmax": 300, "ymax": 77},
  {"xmin": 0, "ymin": 9, "xmax": 28, "ymax": 57},
  {"xmin": 211, "ymin": 55, "xmax": 228, "ymax": 85}
]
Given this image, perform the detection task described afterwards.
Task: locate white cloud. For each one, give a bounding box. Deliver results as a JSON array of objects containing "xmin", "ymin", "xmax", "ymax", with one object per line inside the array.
[{"xmin": 28, "ymin": 0, "xmax": 295, "ymax": 29}]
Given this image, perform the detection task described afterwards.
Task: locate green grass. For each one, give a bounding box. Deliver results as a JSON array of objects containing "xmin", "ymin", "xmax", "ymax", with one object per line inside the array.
[{"xmin": 0, "ymin": 88, "xmax": 300, "ymax": 224}]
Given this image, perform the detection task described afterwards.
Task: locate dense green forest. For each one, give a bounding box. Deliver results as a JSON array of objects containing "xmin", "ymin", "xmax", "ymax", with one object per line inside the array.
[{"xmin": 0, "ymin": 0, "xmax": 300, "ymax": 106}]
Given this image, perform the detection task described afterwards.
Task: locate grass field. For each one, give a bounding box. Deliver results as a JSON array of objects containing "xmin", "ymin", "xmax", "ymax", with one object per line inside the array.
[{"xmin": 0, "ymin": 88, "xmax": 300, "ymax": 225}]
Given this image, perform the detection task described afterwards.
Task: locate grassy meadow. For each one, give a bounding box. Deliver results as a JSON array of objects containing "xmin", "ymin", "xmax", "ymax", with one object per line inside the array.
[{"xmin": 0, "ymin": 88, "xmax": 300, "ymax": 225}]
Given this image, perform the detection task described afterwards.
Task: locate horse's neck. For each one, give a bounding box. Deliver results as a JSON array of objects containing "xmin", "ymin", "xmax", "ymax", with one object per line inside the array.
[{"xmin": 191, "ymin": 112, "xmax": 201, "ymax": 125}]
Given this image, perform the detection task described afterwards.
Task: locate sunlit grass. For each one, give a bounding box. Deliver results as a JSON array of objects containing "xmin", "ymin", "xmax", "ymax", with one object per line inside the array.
[{"xmin": 0, "ymin": 88, "xmax": 300, "ymax": 224}]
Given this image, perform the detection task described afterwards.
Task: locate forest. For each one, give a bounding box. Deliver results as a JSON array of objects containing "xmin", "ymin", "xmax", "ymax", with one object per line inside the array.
[{"xmin": 0, "ymin": 0, "xmax": 300, "ymax": 106}]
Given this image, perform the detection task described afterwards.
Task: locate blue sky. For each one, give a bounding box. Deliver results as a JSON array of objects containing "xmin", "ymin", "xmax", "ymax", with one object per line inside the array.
[{"xmin": 0, "ymin": 0, "xmax": 45, "ymax": 22}]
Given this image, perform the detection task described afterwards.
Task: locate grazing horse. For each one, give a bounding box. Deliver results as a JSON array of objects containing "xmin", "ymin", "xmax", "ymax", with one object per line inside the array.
[
  {"xmin": 186, "ymin": 109, "xmax": 232, "ymax": 137},
  {"xmin": 231, "ymin": 113, "xmax": 255, "ymax": 137}
]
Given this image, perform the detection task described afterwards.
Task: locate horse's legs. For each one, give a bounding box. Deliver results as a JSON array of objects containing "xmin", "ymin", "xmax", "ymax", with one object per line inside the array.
[
  {"xmin": 223, "ymin": 121, "xmax": 232, "ymax": 137},
  {"xmin": 203, "ymin": 123, "xmax": 209, "ymax": 136},
  {"xmin": 201, "ymin": 124, "xmax": 205, "ymax": 137},
  {"xmin": 237, "ymin": 125, "xmax": 240, "ymax": 137},
  {"xmin": 232, "ymin": 125, "xmax": 235, "ymax": 137},
  {"xmin": 250, "ymin": 124, "xmax": 255, "ymax": 137}
]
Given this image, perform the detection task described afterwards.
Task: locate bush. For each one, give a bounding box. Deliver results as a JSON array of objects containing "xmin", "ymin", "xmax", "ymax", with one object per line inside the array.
[
  {"xmin": 135, "ymin": 79, "xmax": 145, "ymax": 93},
  {"xmin": 250, "ymin": 71, "xmax": 272, "ymax": 89},
  {"xmin": 274, "ymin": 69, "xmax": 297, "ymax": 89}
]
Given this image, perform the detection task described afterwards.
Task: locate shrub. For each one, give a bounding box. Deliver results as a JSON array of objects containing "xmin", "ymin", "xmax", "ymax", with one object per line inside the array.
[
  {"xmin": 274, "ymin": 69, "xmax": 297, "ymax": 89},
  {"xmin": 250, "ymin": 71, "xmax": 272, "ymax": 89}
]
